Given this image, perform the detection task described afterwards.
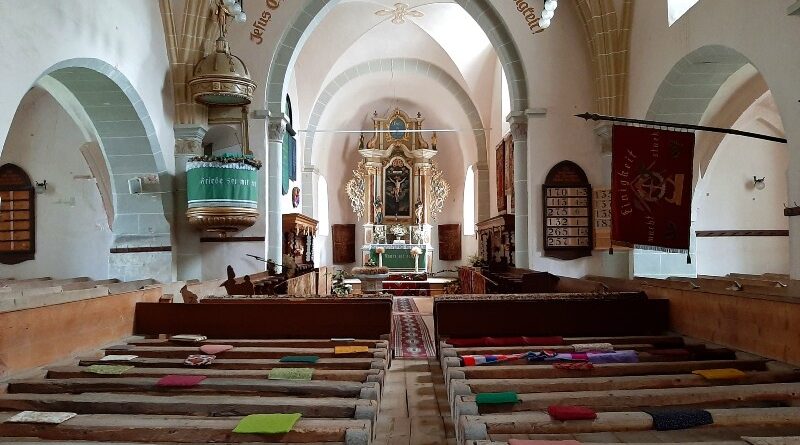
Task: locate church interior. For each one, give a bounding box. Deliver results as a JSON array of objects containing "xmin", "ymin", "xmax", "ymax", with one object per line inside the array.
[{"xmin": 1, "ymin": 1, "xmax": 800, "ymax": 444}]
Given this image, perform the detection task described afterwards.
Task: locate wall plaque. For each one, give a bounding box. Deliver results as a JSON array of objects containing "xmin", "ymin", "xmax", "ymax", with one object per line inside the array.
[{"xmin": 542, "ymin": 161, "xmax": 592, "ymax": 260}]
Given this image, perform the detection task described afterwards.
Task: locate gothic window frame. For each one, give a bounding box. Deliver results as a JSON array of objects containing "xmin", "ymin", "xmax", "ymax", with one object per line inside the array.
[{"xmin": 0, "ymin": 163, "xmax": 36, "ymax": 264}]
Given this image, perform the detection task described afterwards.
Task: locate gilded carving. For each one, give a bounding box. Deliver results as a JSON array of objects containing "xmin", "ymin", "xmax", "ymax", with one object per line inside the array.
[
  {"xmin": 429, "ymin": 163, "xmax": 450, "ymax": 221},
  {"xmin": 345, "ymin": 160, "xmax": 368, "ymax": 220}
]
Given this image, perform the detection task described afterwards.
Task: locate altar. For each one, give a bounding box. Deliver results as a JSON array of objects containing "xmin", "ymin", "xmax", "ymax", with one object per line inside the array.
[{"xmin": 346, "ymin": 109, "xmax": 450, "ymax": 273}]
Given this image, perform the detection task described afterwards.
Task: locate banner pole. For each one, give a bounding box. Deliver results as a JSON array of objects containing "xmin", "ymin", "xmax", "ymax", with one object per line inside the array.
[{"xmin": 576, "ymin": 112, "xmax": 787, "ymax": 144}]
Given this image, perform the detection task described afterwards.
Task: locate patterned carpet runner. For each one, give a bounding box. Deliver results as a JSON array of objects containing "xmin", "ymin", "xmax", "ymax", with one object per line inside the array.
[{"xmin": 392, "ymin": 297, "xmax": 436, "ymax": 359}]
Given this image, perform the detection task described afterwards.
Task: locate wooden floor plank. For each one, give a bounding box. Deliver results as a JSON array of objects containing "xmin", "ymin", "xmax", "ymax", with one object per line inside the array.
[
  {"xmin": 8, "ymin": 378, "xmax": 380, "ymax": 400},
  {"xmin": 77, "ymin": 357, "xmax": 385, "ymax": 371},
  {"xmin": 46, "ymin": 366, "xmax": 382, "ymax": 383},
  {"xmin": 0, "ymin": 413, "xmax": 371, "ymax": 444},
  {"xmin": 0, "ymin": 392, "xmax": 377, "ymax": 419}
]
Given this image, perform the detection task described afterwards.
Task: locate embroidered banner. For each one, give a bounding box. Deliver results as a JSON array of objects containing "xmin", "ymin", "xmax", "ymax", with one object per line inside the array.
[{"xmin": 611, "ymin": 126, "xmax": 693, "ymax": 252}]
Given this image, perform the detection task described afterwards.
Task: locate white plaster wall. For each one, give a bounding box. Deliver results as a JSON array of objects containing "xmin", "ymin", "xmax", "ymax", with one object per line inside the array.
[
  {"xmin": 627, "ymin": 0, "xmax": 800, "ymax": 278},
  {"xmin": 0, "ymin": 88, "xmax": 112, "ymax": 280},
  {"xmin": 0, "ymin": 1, "xmax": 175, "ymax": 173},
  {"xmin": 694, "ymin": 95, "xmax": 789, "ymax": 276}
]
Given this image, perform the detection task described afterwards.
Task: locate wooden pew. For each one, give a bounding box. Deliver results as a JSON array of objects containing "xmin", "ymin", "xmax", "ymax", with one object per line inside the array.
[
  {"xmin": 46, "ymin": 366, "xmax": 384, "ymax": 383},
  {"xmin": 0, "ymin": 412, "xmax": 372, "ymax": 444},
  {"xmin": 102, "ymin": 345, "xmax": 387, "ymax": 360},
  {"xmin": 77, "ymin": 356, "xmax": 385, "ymax": 371},
  {"xmin": 127, "ymin": 338, "xmax": 388, "ymax": 349}
]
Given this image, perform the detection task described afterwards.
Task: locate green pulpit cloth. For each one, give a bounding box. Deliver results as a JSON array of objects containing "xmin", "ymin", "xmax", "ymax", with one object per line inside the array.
[
  {"xmin": 233, "ymin": 413, "xmax": 302, "ymax": 434},
  {"xmin": 186, "ymin": 161, "xmax": 258, "ymax": 209},
  {"xmin": 369, "ymin": 245, "xmax": 427, "ymax": 270},
  {"xmin": 85, "ymin": 365, "xmax": 134, "ymax": 375},
  {"xmin": 268, "ymin": 367, "xmax": 314, "ymax": 381},
  {"xmin": 279, "ymin": 355, "xmax": 319, "ymax": 363},
  {"xmin": 476, "ymin": 391, "xmax": 519, "ymax": 404}
]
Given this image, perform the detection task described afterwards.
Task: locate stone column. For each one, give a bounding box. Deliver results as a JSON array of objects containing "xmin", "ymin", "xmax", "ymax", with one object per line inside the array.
[
  {"xmin": 267, "ymin": 113, "xmax": 287, "ymax": 272},
  {"xmin": 508, "ymin": 114, "xmax": 529, "ymax": 268},
  {"xmin": 173, "ymin": 124, "xmax": 206, "ymax": 281},
  {"xmin": 301, "ymin": 165, "xmax": 319, "ymax": 219}
]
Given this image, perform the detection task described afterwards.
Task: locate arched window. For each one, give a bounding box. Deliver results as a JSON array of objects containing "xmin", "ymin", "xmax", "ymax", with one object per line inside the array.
[
  {"xmin": 317, "ymin": 176, "xmax": 329, "ymax": 236},
  {"xmin": 463, "ymin": 166, "xmax": 475, "ymax": 236},
  {"xmin": 668, "ymin": 0, "xmax": 700, "ymax": 25},
  {"xmin": 0, "ymin": 164, "xmax": 35, "ymax": 264}
]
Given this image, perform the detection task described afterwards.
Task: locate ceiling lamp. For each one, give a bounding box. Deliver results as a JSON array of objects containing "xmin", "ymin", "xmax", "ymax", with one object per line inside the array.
[
  {"xmin": 189, "ymin": 0, "xmax": 256, "ymax": 106},
  {"xmin": 538, "ymin": 0, "xmax": 558, "ymax": 29}
]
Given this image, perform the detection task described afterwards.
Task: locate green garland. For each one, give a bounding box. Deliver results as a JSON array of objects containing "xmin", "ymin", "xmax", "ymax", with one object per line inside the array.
[{"xmin": 188, "ymin": 154, "xmax": 263, "ymax": 169}]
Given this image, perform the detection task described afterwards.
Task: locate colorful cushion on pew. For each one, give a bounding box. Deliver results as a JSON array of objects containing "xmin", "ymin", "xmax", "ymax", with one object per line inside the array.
[
  {"xmin": 572, "ymin": 343, "xmax": 614, "ymax": 353},
  {"xmin": 85, "ymin": 364, "xmax": 134, "ymax": 375},
  {"xmin": 334, "ymin": 345, "xmax": 369, "ymax": 354},
  {"xmin": 199, "ymin": 344, "xmax": 233, "ymax": 355},
  {"xmin": 184, "ymin": 354, "xmax": 216, "ymax": 366},
  {"xmin": 170, "ymin": 334, "xmax": 207, "ymax": 343},
  {"xmin": 233, "ymin": 413, "xmax": 302, "ymax": 434},
  {"xmin": 6, "ymin": 411, "xmax": 77, "ymax": 424},
  {"xmin": 462, "ymin": 353, "xmax": 530, "ymax": 366},
  {"xmin": 643, "ymin": 408, "xmax": 713, "ymax": 431},
  {"xmin": 508, "ymin": 440, "xmax": 581, "ymax": 445},
  {"xmin": 448, "ymin": 336, "xmax": 564, "ymax": 347},
  {"xmin": 268, "ymin": 367, "xmax": 314, "ymax": 381},
  {"xmin": 279, "ymin": 355, "xmax": 319, "ymax": 363},
  {"xmin": 587, "ymin": 350, "xmax": 638, "ymax": 364},
  {"xmin": 547, "ymin": 405, "xmax": 597, "ymax": 421},
  {"xmin": 100, "ymin": 355, "xmax": 138, "ymax": 362},
  {"xmin": 553, "ymin": 361, "xmax": 594, "ymax": 371},
  {"xmin": 156, "ymin": 374, "xmax": 207, "ymax": 387},
  {"xmin": 475, "ymin": 391, "xmax": 519, "ymax": 405},
  {"xmin": 691, "ymin": 368, "xmax": 747, "ymax": 380}
]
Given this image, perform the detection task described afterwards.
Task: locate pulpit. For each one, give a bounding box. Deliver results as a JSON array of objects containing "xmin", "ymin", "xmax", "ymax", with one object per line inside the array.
[
  {"xmin": 282, "ymin": 213, "xmax": 317, "ymax": 276},
  {"xmin": 345, "ymin": 109, "xmax": 449, "ymax": 273}
]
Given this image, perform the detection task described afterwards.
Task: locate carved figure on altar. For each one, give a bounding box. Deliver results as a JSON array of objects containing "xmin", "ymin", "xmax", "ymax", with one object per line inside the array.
[
  {"xmin": 430, "ymin": 132, "xmax": 437, "ymax": 150},
  {"xmin": 414, "ymin": 199, "xmax": 424, "ymax": 225},
  {"xmin": 374, "ymin": 198, "xmax": 384, "ymax": 224}
]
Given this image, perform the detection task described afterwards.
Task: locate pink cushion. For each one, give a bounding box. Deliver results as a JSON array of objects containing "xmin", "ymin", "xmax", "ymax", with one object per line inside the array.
[
  {"xmin": 156, "ymin": 374, "xmax": 207, "ymax": 387},
  {"xmin": 199, "ymin": 344, "xmax": 233, "ymax": 354}
]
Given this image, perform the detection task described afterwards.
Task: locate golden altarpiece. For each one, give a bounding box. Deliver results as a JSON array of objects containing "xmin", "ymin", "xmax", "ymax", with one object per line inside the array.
[{"xmin": 346, "ymin": 109, "xmax": 449, "ymax": 272}]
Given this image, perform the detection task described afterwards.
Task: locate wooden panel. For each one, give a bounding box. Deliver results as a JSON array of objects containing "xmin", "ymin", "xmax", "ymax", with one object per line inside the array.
[
  {"xmin": 332, "ymin": 224, "xmax": 356, "ymax": 264},
  {"xmin": 133, "ymin": 299, "xmax": 393, "ymax": 339},
  {"xmin": 644, "ymin": 284, "xmax": 800, "ymax": 366},
  {"xmin": 434, "ymin": 297, "xmax": 669, "ymax": 347},
  {"xmin": 0, "ymin": 288, "xmax": 162, "ymax": 375},
  {"xmin": 438, "ymin": 223, "xmax": 461, "ymax": 261}
]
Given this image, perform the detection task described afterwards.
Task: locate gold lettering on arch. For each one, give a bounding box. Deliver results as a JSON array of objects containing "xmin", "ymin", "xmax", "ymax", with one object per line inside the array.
[{"xmin": 250, "ymin": 0, "xmax": 282, "ymax": 45}]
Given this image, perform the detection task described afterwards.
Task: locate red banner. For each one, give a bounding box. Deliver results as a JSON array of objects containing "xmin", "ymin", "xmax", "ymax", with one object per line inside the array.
[{"xmin": 611, "ymin": 126, "xmax": 694, "ymax": 251}]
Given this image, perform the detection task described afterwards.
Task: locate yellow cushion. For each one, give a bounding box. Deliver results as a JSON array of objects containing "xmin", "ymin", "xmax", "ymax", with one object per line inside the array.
[
  {"xmin": 334, "ymin": 345, "xmax": 369, "ymax": 354},
  {"xmin": 692, "ymin": 368, "xmax": 747, "ymax": 380}
]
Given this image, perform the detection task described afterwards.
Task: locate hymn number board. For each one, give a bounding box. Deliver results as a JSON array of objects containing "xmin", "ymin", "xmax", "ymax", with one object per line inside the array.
[{"xmin": 542, "ymin": 161, "xmax": 592, "ymax": 260}]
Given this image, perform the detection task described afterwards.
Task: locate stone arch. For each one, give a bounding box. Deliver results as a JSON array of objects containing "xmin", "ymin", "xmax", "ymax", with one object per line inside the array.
[
  {"xmin": 31, "ymin": 58, "xmax": 172, "ymax": 280},
  {"xmin": 301, "ymin": 57, "xmax": 489, "ymax": 220},
  {"xmin": 265, "ymin": 0, "xmax": 528, "ymax": 114}
]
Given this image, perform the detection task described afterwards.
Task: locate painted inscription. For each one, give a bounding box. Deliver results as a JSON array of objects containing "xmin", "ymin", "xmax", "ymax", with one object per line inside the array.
[
  {"xmin": 513, "ymin": 0, "xmax": 540, "ymax": 34},
  {"xmin": 250, "ymin": 0, "xmax": 281, "ymax": 45}
]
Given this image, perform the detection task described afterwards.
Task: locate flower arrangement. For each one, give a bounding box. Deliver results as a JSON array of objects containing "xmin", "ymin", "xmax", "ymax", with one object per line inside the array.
[
  {"xmin": 188, "ymin": 154, "xmax": 262, "ymax": 169},
  {"xmin": 331, "ymin": 269, "xmax": 352, "ymax": 297},
  {"xmin": 410, "ymin": 246, "xmax": 423, "ymax": 272},
  {"xmin": 410, "ymin": 246, "xmax": 422, "ymax": 256},
  {"xmin": 375, "ymin": 246, "xmax": 385, "ymax": 254}
]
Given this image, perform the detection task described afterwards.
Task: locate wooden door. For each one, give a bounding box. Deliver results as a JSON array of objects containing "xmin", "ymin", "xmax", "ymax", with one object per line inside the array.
[
  {"xmin": 438, "ymin": 224, "xmax": 461, "ymax": 261},
  {"xmin": 332, "ymin": 224, "xmax": 356, "ymax": 264}
]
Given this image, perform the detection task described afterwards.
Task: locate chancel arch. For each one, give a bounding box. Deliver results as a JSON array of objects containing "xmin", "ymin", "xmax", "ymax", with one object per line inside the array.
[
  {"xmin": 5, "ymin": 58, "xmax": 173, "ymax": 281},
  {"xmin": 302, "ymin": 57, "xmax": 489, "ymax": 222}
]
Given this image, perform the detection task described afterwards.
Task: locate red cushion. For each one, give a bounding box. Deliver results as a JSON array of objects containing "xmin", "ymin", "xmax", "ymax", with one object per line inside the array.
[
  {"xmin": 553, "ymin": 361, "xmax": 594, "ymax": 371},
  {"xmin": 547, "ymin": 405, "xmax": 597, "ymax": 421},
  {"xmin": 156, "ymin": 374, "xmax": 207, "ymax": 387},
  {"xmin": 199, "ymin": 344, "xmax": 233, "ymax": 354}
]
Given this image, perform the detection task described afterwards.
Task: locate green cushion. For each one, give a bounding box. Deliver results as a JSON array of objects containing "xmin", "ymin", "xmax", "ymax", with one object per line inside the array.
[
  {"xmin": 279, "ymin": 355, "xmax": 319, "ymax": 363},
  {"xmin": 268, "ymin": 367, "xmax": 314, "ymax": 381},
  {"xmin": 233, "ymin": 413, "xmax": 302, "ymax": 434},
  {"xmin": 475, "ymin": 391, "xmax": 519, "ymax": 404}
]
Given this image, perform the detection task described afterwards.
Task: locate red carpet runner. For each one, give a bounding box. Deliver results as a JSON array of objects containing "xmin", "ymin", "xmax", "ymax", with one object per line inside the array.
[{"xmin": 392, "ymin": 297, "xmax": 436, "ymax": 359}]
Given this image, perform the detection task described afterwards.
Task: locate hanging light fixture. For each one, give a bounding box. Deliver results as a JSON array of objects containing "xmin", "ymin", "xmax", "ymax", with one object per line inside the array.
[
  {"xmin": 189, "ymin": 0, "xmax": 256, "ymax": 106},
  {"xmin": 538, "ymin": 0, "xmax": 558, "ymax": 29}
]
